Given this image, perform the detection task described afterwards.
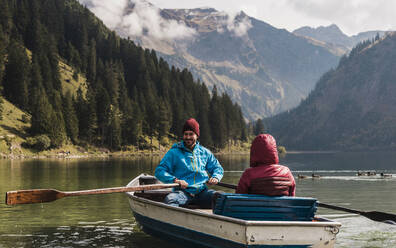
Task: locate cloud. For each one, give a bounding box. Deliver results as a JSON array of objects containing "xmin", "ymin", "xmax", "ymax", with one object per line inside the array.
[
  {"xmin": 216, "ymin": 11, "xmax": 252, "ymax": 37},
  {"xmin": 147, "ymin": 0, "xmax": 396, "ymax": 36},
  {"xmin": 225, "ymin": 12, "xmax": 252, "ymax": 37},
  {"xmin": 79, "ymin": 0, "xmax": 127, "ymax": 30},
  {"xmin": 78, "ymin": 0, "xmax": 197, "ymax": 41},
  {"xmin": 288, "ymin": 0, "xmax": 396, "ymax": 35}
]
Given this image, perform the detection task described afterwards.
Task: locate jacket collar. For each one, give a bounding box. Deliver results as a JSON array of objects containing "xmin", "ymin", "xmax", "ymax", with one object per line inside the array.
[{"xmin": 173, "ymin": 141, "xmax": 200, "ymax": 152}]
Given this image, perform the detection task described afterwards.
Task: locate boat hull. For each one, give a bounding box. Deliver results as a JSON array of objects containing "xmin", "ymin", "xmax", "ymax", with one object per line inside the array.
[
  {"xmin": 126, "ymin": 175, "xmax": 341, "ymax": 248},
  {"xmin": 134, "ymin": 212, "xmax": 313, "ymax": 248}
]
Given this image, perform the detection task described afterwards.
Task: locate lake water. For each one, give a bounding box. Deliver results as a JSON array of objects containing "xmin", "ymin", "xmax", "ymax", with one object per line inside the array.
[{"xmin": 1, "ymin": 152, "xmax": 396, "ymax": 248}]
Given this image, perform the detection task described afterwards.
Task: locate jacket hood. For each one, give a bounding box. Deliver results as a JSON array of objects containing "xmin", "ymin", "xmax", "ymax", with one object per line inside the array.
[{"xmin": 250, "ymin": 134, "xmax": 279, "ymax": 167}]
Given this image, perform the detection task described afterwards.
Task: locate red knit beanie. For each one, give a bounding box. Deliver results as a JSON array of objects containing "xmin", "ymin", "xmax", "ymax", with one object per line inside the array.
[{"xmin": 183, "ymin": 118, "xmax": 200, "ymax": 137}]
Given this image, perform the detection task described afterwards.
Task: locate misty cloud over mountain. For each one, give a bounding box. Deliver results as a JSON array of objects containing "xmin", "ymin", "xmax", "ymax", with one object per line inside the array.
[{"xmin": 78, "ymin": 0, "xmax": 252, "ymax": 40}]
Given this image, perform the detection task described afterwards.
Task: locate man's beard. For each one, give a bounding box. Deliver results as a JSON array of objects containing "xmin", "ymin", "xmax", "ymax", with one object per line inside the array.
[{"xmin": 184, "ymin": 139, "xmax": 196, "ymax": 148}]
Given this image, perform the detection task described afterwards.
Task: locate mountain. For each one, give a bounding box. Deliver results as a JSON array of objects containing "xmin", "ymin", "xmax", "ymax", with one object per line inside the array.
[
  {"xmin": 105, "ymin": 4, "xmax": 340, "ymax": 120},
  {"xmin": 293, "ymin": 24, "xmax": 389, "ymax": 51},
  {"xmin": 267, "ymin": 32, "xmax": 396, "ymax": 150}
]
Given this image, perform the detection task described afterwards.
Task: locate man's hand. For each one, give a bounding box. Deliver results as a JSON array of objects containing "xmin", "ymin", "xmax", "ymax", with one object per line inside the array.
[
  {"xmin": 206, "ymin": 177, "xmax": 219, "ymax": 185},
  {"xmin": 174, "ymin": 179, "xmax": 188, "ymax": 189}
]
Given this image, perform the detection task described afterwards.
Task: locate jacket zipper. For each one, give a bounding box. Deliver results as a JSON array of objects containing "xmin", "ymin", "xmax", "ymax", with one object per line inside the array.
[{"xmin": 191, "ymin": 151, "xmax": 198, "ymax": 185}]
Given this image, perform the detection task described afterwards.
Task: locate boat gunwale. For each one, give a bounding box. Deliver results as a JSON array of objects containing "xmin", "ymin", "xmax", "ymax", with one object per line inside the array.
[{"xmin": 126, "ymin": 174, "xmax": 341, "ymax": 228}]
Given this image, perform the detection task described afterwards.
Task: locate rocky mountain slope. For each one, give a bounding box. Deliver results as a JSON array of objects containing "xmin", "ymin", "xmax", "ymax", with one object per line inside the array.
[
  {"xmin": 107, "ymin": 4, "xmax": 341, "ymax": 120},
  {"xmin": 293, "ymin": 24, "xmax": 388, "ymax": 52},
  {"xmin": 267, "ymin": 32, "xmax": 396, "ymax": 150}
]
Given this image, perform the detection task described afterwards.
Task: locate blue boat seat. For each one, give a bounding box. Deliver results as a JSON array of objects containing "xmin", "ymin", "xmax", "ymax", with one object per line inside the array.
[{"xmin": 213, "ymin": 193, "xmax": 317, "ymax": 221}]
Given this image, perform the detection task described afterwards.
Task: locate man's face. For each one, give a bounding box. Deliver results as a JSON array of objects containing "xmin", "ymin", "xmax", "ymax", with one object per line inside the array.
[{"xmin": 183, "ymin": 131, "xmax": 198, "ymax": 149}]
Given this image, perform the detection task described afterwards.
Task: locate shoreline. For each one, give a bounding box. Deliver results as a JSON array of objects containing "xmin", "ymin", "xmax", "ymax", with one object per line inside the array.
[
  {"xmin": 0, "ymin": 150, "xmax": 252, "ymax": 160},
  {"xmin": 0, "ymin": 149, "xmax": 342, "ymax": 160}
]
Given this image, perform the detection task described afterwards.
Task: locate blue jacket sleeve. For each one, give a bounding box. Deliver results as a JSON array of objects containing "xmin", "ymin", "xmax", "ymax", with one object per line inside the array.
[
  {"xmin": 155, "ymin": 150, "xmax": 176, "ymax": 183},
  {"xmin": 205, "ymin": 152, "xmax": 224, "ymax": 181}
]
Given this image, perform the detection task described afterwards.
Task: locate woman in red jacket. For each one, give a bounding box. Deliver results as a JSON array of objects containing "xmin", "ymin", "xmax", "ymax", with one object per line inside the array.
[{"xmin": 236, "ymin": 134, "xmax": 296, "ymax": 196}]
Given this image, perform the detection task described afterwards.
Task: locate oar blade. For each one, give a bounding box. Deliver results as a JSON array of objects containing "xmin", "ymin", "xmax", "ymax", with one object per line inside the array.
[
  {"xmin": 363, "ymin": 211, "xmax": 396, "ymax": 224},
  {"xmin": 6, "ymin": 189, "xmax": 63, "ymax": 205}
]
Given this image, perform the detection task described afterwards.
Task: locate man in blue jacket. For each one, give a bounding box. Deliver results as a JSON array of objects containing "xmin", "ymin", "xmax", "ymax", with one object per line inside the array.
[{"xmin": 155, "ymin": 118, "xmax": 224, "ymax": 208}]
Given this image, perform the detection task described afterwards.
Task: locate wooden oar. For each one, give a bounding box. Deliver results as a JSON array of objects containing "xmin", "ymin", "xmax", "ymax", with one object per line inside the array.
[
  {"xmin": 6, "ymin": 183, "xmax": 179, "ymax": 205},
  {"xmin": 217, "ymin": 181, "xmax": 396, "ymax": 224},
  {"xmin": 317, "ymin": 202, "xmax": 396, "ymax": 224}
]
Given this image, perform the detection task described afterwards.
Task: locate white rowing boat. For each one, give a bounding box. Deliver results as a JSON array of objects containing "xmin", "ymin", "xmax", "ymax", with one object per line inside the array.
[{"xmin": 126, "ymin": 174, "xmax": 341, "ymax": 248}]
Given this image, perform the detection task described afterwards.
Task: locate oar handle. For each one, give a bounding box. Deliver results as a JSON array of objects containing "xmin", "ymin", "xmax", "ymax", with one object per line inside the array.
[{"xmin": 217, "ymin": 182, "xmax": 237, "ymax": 189}]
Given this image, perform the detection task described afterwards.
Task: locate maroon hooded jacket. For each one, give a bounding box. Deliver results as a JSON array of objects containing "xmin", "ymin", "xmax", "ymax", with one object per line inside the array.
[{"xmin": 236, "ymin": 134, "xmax": 296, "ymax": 196}]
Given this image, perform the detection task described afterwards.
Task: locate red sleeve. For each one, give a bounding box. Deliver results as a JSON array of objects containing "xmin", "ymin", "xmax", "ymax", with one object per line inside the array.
[{"xmin": 236, "ymin": 170, "xmax": 250, "ymax": 194}]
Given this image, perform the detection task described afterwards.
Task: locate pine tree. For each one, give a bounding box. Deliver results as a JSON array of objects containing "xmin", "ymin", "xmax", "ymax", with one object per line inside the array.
[
  {"xmin": 75, "ymin": 20, "xmax": 88, "ymax": 73},
  {"xmin": 86, "ymin": 90, "xmax": 98, "ymax": 144},
  {"xmin": 14, "ymin": 0, "xmax": 30, "ymax": 43},
  {"xmin": 75, "ymin": 87, "xmax": 89, "ymax": 140},
  {"xmin": 29, "ymin": 55, "xmax": 43, "ymax": 111},
  {"xmin": 254, "ymin": 118, "xmax": 265, "ymax": 135},
  {"xmin": 25, "ymin": 0, "xmax": 42, "ymax": 52},
  {"xmin": 49, "ymin": 108, "xmax": 67, "ymax": 148},
  {"xmin": 39, "ymin": 53, "xmax": 54, "ymax": 93},
  {"xmin": 63, "ymin": 91, "xmax": 79, "ymax": 143},
  {"xmin": 196, "ymin": 83, "xmax": 212, "ymax": 146},
  {"xmin": 237, "ymin": 107, "xmax": 248, "ymax": 141},
  {"xmin": 30, "ymin": 87, "xmax": 54, "ymax": 136},
  {"xmin": 3, "ymin": 41, "xmax": 30, "ymax": 109},
  {"xmin": 96, "ymin": 86, "xmax": 111, "ymax": 145},
  {"xmin": 47, "ymin": 35, "xmax": 62, "ymax": 91},
  {"xmin": 158, "ymin": 98, "xmax": 172, "ymax": 142},
  {"xmin": 46, "ymin": 90, "xmax": 67, "ymax": 147},
  {"xmin": 209, "ymin": 86, "xmax": 227, "ymax": 149},
  {"xmin": 107, "ymin": 106, "xmax": 122, "ymax": 150},
  {"xmin": 67, "ymin": 41, "xmax": 82, "ymax": 69},
  {"xmin": 87, "ymin": 38, "xmax": 96, "ymax": 83},
  {"xmin": 130, "ymin": 101, "xmax": 143, "ymax": 145},
  {"xmin": 103, "ymin": 62, "xmax": 119, "ymax": 103},
  {"xmin": 0, "ymin": 0, "xmax": 12, "ymax": 35},
  {"xmin": 0, "ymin": 25, "xmax": 7, "ymax": 86}
]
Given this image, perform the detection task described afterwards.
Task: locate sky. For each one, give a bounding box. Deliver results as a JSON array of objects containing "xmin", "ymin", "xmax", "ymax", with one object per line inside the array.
[{"xmin": 146, "ymin": 0, "xmax": 396, "ymax": 36}]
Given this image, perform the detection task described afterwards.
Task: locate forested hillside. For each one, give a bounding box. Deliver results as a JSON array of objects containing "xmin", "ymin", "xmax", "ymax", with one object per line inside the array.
[
  {"xmin": 267, "ymin": 33, "xmax": 396, "ymax": 150},
  {"xmin": 0, "ymin": 0, "xmax": 247, "ymax": 151}
]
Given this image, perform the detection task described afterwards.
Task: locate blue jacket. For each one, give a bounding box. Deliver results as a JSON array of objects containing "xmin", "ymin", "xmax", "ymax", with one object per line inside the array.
[{"xmin": 155, "ymin": 141, "xmax": 224, "ymax": 194}]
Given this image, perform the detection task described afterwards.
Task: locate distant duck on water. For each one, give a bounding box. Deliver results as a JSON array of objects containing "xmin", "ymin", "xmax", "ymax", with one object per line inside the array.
[
  {"xmin": 380, "ymin": 173, "xmax": 392, "ymax": 178},
  {"xmin": 297, "ymin": 174, "xmax": 321, "ymax": 179},
  {"xmin": 298, "ymin": 174, "xmax": 309, "ymax": 179},
  {"xmin": 357, "ymin": 171, "xmax": 376, "ymax": 176},
  {"xmin": 311, "ymin": 173, "xmax": 321, "ymax": 178}
]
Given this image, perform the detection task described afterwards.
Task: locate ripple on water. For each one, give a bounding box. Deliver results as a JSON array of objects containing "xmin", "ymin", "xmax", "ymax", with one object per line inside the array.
[
  {"xmin": 0, "ymin": 219, "xmax": 145, "ymax": 248},
  {"xmin": 334, "ymin": 216, "xmax": 396, "ymax": 248}
]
